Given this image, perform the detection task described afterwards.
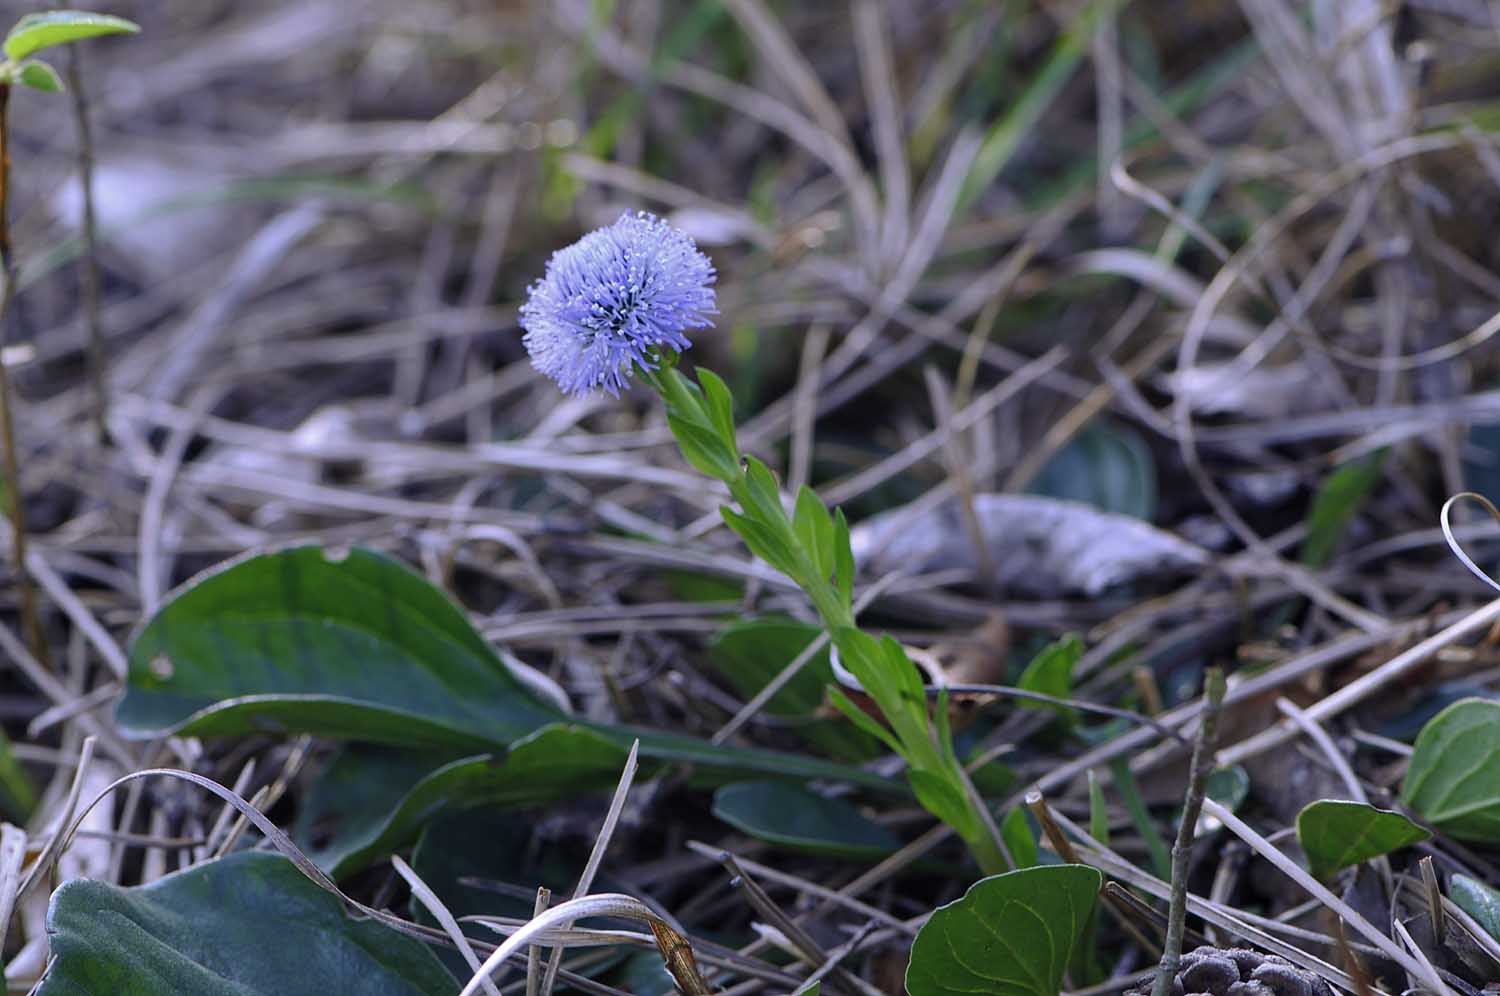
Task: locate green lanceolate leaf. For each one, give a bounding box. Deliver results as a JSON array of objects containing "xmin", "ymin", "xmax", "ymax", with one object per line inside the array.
[
  {"xmin": 831, "ymin": 627, "xmax": 926, "ymax": 746},
  {"xmin": 1300, "ymin": 450, "xmax": 1387, "ymax": 568},
  {"xmin": 1402, "ymin": 697, "xmax": 1500, "ymax": 843},
  {"xmin": 908, "ymin": 769, "xmax": 980, "ymax": 842},
  {"xmin": 792, "ymin": 485, "xmax": 835, "ymax": 582},
  {"xmin": 1108, "ymin": 758, "xmax": 1170, "ymax": 879},
  {"xmin": 712, "ymin": 781, "xmax": 898, "ymax": 860},
  {"xmin": 833, "ymin": 507, "xmax": 854, "ymax": 606},
  {"xmin": 1001, "ymin": 806, "xmax": 1038, "ymax": 869},
  {"xmin": 1451, "ymin": 874, "xmax": 1500, "ymax": 941},
  {"xmin": 1295, "ymin": 799, "xmax": 1431, "ymax": 880},
  {"xmin": 1017, "ymin": 635, "xmax": 1083, "ymax": 716},
  {"xmin": 37, "ymin": 851, "xmax": 454, "ymax": 995},
  {"xmin": 1087, "ymin": 770, "xmax": 1109, "ymax": 845},
  {"xmin": 115, "ymin": 546, "xmax": 896, "ymax": 792},
  {"xmin": 695, "ymin": 367, "xmax": 738, "ymax": 449},
  {"xmin": 742, "ymin": 457, "xmax": 790, "ymax": 532},
  {"xmin": 826, "ymin": 686, "xmax": 902, "ymax": 755},
  {"xmin": 666, "ymin": 412, "xmax": 740, "ymax": 482},
  {"xmin": 0, "ymin": 725, "xmax": 36, "ymax": 820},
  {"xmin": 721, "ymin": 505, "xmax": 800, "ymax": 579},
  {"xmin": 906, "ymin": 864, "xmax": 1103, "ymax": 996},
  {"xmin": 4, "ymin": 10, "xmax": 138, "ymax": 62}
]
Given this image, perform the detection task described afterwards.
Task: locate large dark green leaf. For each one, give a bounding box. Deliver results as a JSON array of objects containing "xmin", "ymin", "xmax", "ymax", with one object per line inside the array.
[
  {"xmin": 1295, "ymin": 800, "xmax": 1430, "ymax": 880},
  {"xmin": 1402, "ymin": 698, "xmax": 1500, "ymax": 843},
  {"xmin": 117, "ymin": 545, "xmax": 559, "ymax": 749},
  {"xmin": 116, "ymin": 546, "xmax": 893, "ymax": 791},
  {"xmin": 907, "ymin": 864, "xmax": 1102, "ymax": 996},
  {"xmin": 712, "ymin": 781, "xmax": 898, "ymax": 860},
  {"xmin": 304, "ymin": 725, "xmax": 629, "ymax": 878},
  {"xmin": 37, "ymin": 851, "xmax": 453, "ymax": 996}
]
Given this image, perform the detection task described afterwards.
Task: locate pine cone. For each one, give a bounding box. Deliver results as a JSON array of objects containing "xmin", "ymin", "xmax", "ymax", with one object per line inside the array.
[{"xmin": 1124, "ymin": 947, "xmax": 1335, "ymax": 996}]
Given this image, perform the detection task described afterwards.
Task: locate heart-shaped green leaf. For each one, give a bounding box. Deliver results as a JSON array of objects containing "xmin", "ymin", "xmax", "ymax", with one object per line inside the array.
[
  {"xmin": 4, "ymin": 10, "xmax": 138, "ymax": 62},
  {"xmin": 906, "ymin": 864, "xmax": 1102, "ymax": 996},
  {"xmin": 1451, "ymin": 874, "xmax": 1500, "ymax": 941},
  {"xmin": 1402, "ymin": 698, "xmax": 1500, "ymax": 843},
  {"xmin": 712, "ymin": 781, "xmax": 898, "ymax": 860},
  {"xmin": 116, "ymin": 546, "xmax": 893, "ymax": 791},
  {"xmin": 37, "ymin": 851, "xmax": 453, "ymax": 995},
  {"xmin": 1295, "ymin": 799, "xmax": 1431, "ymax": 880}
]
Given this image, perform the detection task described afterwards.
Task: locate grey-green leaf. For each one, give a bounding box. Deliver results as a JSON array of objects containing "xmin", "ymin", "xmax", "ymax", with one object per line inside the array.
[
  {"xmin": 1451, "ymin": 874, "xmax": 1500, "ymax": 941},
  {"xmin": 906, "ymin": 864, "xmax": 1103, "ymax": 996},
  {"xmin": 4, "ymin": 11, "xmax": 138, "ymax": 62},
  {"xmin": 1402, "ymin": 697, "xmax": 1500, "ymax": 843},
  {"xmin": 713, "ymin": 781, "xmax": 898, "ymax": 860},
  {"xmin": 37, "ymin": 851, "xmax": 453, "ymax": 996},
  {"xmin": 1295, "ymin": 799, "xmax": 1431, "ymax": 880}
]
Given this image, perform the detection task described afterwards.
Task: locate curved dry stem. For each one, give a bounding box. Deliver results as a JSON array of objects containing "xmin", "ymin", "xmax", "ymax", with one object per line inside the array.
[{"xmin": 1440, "ymin": 491, "xmax": 1500, "ymax": 595}]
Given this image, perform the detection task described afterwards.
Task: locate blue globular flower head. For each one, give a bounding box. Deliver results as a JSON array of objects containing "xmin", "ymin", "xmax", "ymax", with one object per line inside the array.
[{"xmin": 521, "ymin": 211, "xmax": 717, "ymax": 397}]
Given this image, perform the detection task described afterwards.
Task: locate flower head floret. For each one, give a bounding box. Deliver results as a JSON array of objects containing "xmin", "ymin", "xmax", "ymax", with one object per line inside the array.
[{"xmin": 521, "ymin": 211, "xmax": 717, "ymax": 397}]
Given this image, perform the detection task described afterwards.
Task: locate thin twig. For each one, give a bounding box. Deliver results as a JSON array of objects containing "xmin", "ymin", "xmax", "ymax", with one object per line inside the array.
[{"xmin": 1151, "ymin": 667, "xmax": 1225, "ymax": 996}]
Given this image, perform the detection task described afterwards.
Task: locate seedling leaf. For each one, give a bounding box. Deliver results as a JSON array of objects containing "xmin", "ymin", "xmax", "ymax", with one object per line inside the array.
[
  {"xmin": 16, "ymin": 60, "xmax": 61, "ymax": 92},
  {"xmin": 4, "ymin": 11, "xmax": 138, "ymax": 62}
]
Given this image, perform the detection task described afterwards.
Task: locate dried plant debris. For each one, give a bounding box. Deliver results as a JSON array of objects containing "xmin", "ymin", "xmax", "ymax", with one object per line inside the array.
[{"xmin": 850, "ymin": 494, "xmax": 1211, "ymax": 596}]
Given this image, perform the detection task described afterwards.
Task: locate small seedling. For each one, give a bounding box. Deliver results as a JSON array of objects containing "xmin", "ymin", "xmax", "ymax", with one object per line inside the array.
[
  {"xmin": 0, "ymin": 10, "xmax": 137, "ymax": 667},
  {"xmin": 0, "ymin": 11, "xmax": 137, "ymax": 92}
]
